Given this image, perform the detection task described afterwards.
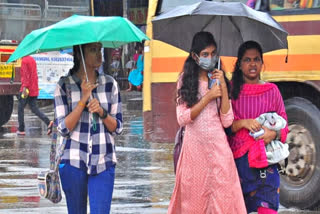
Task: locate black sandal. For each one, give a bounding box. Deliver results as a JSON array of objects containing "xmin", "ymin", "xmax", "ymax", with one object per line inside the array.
[{"xmin": 47, "ymin": 121, "xmax": 54, "ymax": 135}]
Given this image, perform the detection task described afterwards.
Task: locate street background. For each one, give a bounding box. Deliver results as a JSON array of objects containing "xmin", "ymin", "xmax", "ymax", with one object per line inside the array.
[{"xmin": 0, "ymin": 91, "xmax": 317, "ymax": 214}]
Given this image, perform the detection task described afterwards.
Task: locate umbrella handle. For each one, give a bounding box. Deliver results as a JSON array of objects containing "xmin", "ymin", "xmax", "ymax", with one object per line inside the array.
[
  {"xmin": 89, "ymin": 94, "xmax": 97, "ymax": 131},
  {"xmin": 92, "ymin": 114, "xmax": 97, "ymax": 131}
]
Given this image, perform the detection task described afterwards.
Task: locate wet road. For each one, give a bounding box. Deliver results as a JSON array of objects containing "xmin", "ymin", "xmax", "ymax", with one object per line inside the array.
[
  {"xmin": 0, "ymin": 92, "xmax": 317, "ymax": 213},
  {"xmin": 0, "ymin": 93, "xmax": 174, "ymax": 214}
]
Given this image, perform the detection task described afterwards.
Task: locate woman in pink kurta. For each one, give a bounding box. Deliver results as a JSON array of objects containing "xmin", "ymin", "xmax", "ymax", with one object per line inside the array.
[{"xmin": 168, "ymin": 32, "xmax": 246, "ymax": 214}]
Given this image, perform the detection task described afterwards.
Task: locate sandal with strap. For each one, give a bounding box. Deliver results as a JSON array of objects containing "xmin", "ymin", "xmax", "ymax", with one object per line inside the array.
[{"xmin": 47, "ymin": 121, "xmax": 54, "ymax": 135}]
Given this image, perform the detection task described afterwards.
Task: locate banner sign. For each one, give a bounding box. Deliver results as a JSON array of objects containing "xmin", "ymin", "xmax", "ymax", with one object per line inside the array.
[
  {"xmin": 128, "ymin": 7, "xmax": 148, "ymax": 25},
  {"xmin": 32, "ymin": 52, "xmax": 73, "ymax": 99}
]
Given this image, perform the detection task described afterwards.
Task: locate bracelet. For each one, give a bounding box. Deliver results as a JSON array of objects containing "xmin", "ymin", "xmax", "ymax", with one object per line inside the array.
[
  {"xmin": 200, "ymin": 97, "xmax": 206, "ymax": 106},
  {"xmin": 100, "ymin": 108, "xmax": 108, "ymax": 119},
  {"xmin": 78, "ymin": 101, "xmax": 86, "ymax": 108}
]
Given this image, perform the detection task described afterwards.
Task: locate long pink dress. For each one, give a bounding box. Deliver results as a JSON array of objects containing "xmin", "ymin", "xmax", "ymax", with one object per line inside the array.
[{"xmin": 168, "ymin": 80, "xmax": 247, "ymax": 214}]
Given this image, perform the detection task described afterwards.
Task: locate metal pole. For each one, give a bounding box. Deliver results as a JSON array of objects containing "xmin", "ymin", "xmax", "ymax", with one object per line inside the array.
[
  {"xmin": 42, "ymin": 0, "xmax": 48, "ymax": 27},
  {"xmin": 90, "ymin": 0, "xmax": 94, "ymax": 16},
  {"xmin": 123, "ymin": 0, "xmax": 128, "ymax": 63},
  {"xmin": 123, "ymin": 0, "xmax": 127, "ymax": 18}
]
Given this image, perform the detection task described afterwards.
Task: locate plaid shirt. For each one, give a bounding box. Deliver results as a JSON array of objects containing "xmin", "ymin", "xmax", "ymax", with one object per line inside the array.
[{"xmin": 54, "ymin": 72, "xmax": 123, "ymax": 175}]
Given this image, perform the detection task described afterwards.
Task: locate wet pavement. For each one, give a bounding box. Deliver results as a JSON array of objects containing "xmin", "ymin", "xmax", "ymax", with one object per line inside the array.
[{"xmin": 0, "ymin": 91, "xmax": 317, "ymax": 214}]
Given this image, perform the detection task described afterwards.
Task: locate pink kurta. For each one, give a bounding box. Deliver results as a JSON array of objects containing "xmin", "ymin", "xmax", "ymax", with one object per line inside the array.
[{"xmin": 168, "ymin": 80, "xmax": 247, "ymax": 214}]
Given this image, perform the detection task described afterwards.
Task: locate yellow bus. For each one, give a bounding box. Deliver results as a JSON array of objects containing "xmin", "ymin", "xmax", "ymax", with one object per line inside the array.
[{"xmin": 143, "ymin": 0, "xmax": 320, "ymax": 210}]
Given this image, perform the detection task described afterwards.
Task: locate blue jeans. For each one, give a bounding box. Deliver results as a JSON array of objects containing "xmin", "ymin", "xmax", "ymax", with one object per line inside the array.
[{"xmin": 59, "ymin": 163, "xmax": 115, "ymax": 214}]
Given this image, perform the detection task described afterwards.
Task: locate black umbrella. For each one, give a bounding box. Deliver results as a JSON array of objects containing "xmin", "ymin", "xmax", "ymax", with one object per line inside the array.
[{"xmin": 152, "ymin": 1, "xmax": 288, "ymax": 56}]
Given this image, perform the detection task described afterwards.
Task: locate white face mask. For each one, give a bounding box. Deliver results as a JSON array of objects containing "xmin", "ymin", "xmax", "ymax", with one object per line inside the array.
[{"xmin": 195, "ymin": 54, "xmax": 218, "ymax": 71}]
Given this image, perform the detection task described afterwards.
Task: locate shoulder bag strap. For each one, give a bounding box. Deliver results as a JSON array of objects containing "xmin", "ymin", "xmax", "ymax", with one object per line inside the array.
[
  {"xmin": 49, "ymin": 122, "xmax": 58, "ymax": 171},
  {"xmin": 51, "ymin": 77, "xmax": 72, "ymax": 172}
]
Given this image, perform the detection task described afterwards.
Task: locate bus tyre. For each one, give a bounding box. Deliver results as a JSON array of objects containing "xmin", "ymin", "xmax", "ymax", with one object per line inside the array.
[
  {"xmin": 0, "ymin": 95, "xmax": 14, "ymax": 128},
  {"xmin": 280, "ymin": 97, "xmax": 320, "ymax": 210}
]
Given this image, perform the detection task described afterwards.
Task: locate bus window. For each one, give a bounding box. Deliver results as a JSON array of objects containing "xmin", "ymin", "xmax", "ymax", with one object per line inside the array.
[
  {"xmin": 270, "ymin": 0, "xmax": 320, "ymax": 10},
  {"xmin": 158, "ymin": 0, "xmax": 202, "ymax": 14},
  {"xmin": 157, "ymin": 0, "xmax": 247, "ymax": 14}
]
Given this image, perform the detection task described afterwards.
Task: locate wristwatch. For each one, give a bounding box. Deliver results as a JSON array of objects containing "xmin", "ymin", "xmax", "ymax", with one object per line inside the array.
[{"xmin": 100, "ymin": 108, "xmax": 108, "ymax": 119}]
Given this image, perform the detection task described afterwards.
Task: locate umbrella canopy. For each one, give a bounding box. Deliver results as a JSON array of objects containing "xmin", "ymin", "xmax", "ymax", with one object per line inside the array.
[
  {"xmin": 152, "ymin": 1, "xmax": 288, "ymax": 56},
  {"xmin": 7, "ymin": 15, "xmax": 149, "ymax": 63}
]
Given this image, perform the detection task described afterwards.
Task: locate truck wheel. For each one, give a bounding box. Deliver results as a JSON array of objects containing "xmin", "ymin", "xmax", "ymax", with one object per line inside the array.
[
  {"xmin": 0, "ymin": 95, "xmax": 14, "ymax": 127},
  {"xmin": 280, "ymin": 97, "xmax": 320, "ymax": 210}
]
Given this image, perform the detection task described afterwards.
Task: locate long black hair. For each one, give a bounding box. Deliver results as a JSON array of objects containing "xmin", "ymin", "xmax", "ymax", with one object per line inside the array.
[
  {"xmin": 231, "ymin": 41, "xmax": 263, "ymax": 100},
  {"xmin": 177, "ymin": 31, "xmax": 217, "ymax": 107},
  {"xmin": 69, "ymin": 44, "xmax": 87, "ymax": 75}
]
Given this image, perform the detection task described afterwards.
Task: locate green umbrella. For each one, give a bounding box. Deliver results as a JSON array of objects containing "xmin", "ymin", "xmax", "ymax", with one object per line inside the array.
[{"xmin": 7, "ymin": 14, "xmax": 149, "ymax": 63}]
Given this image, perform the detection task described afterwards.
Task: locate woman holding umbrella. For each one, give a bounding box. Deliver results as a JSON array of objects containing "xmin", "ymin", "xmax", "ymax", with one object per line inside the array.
[
  {"xmin": 168, "ymin": 31, "xmax": 246, "ymax": 213},
  {"xmin": 54, "ymin": 42, "xmax": 123, "ymax": 214},
  {"xmin": 229, "ymin": 41, "xmax": 288, "ymax": 214}
]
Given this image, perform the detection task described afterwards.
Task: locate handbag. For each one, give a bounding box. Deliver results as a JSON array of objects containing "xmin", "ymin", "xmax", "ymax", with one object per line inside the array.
[
  {"xmin": 37, "ymin": 122, "xmax": 63, "ymax": 203},
  {"xmin": 37, "ymin": 77, "xmax": 71, "ymax": 203},
  {"xmin": 173, "ymin": 126, "xmax": 185, "ymax": 174}
]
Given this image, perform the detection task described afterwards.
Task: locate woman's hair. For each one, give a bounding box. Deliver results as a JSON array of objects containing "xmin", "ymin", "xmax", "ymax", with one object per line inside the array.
[
  {"xmin": 177, "ymin": 31, "xmax": 217, "ymax": 107},
  {"xmin": 135, "ymin": 42, "xmax": 143, "ymax": 52},
  {"xmin": 70, "ymin": 44, "xmax": 87, "ymax": 75},
  {"xmin": 231, "ymin": 40, "xmax": 263, "ymax": 100}
]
